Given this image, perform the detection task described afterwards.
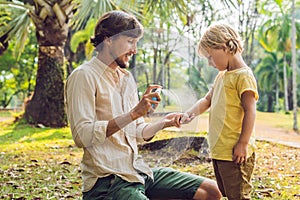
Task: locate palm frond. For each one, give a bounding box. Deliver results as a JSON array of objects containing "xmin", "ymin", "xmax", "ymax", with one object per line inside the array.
[
  {"xmin": 71, "ymin": 0, "xmax": 116, "ymax": 31},
  {"xmin": 0, "ymin": 1, "xmax": 31, "ymax": 58}
]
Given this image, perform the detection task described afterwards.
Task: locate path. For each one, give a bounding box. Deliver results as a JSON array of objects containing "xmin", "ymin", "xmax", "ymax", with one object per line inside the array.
[
  {"xmin": 1, "ymin": 113, "xmax": 300, "ymax": 148},
  {"xmin": 163, "ymin": 115, "xmax": 300, "ymax": 148}
]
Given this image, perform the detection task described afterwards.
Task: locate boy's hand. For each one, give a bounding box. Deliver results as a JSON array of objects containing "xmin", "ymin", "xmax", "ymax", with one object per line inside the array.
[
  {"xmin": 179, "ymin": 113, "xmax": 195, "ymax": 124},
  {"xmin": 232, "ymin": 141, "xmax": 248, "ymax": 164}
]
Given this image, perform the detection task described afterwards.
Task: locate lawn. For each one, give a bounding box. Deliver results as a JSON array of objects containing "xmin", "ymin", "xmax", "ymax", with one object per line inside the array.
[{"xmin": 0, "ymin": 112, "xmax": 300, "ymax": 199}]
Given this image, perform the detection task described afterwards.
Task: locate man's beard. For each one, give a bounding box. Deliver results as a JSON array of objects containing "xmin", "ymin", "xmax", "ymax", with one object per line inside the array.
[{"xmin": 115, "ymin": 57, "xmax": 129, "ymax": 69}]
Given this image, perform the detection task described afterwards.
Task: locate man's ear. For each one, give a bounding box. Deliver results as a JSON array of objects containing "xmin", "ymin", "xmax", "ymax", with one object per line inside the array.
[{"xmin": 104, "ymin": 37, "xmax": 112, "ymax": 46}]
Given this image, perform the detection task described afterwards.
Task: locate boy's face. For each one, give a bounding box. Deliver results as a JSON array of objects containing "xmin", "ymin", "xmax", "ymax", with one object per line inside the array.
[
  {"xmin": 109, "ymin": 35, "xmax": 139, "ymax": 68},
  {"xmin": 204, "ymin": 48, "xmax": 229, "ymax": 71}
]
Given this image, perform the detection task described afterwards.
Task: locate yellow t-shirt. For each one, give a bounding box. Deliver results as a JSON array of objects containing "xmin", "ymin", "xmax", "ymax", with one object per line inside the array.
[{"xmin": 208, "ymin": 67, "xmax": 259, "ymax": 161}]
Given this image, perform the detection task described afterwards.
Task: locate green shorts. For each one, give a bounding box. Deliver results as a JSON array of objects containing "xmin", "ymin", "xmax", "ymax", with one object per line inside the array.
[
  {"xmin": 83, "ymin": 167, "xmax": 205, "ymax": 200},
  {"xmin": 212, "ymin": 153, "xmax": 255, "ymax": 200}
]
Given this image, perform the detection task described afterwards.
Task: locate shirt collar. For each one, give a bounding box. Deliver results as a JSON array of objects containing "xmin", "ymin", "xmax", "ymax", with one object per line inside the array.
[{"xmin": 92, "ymin": 57, "xmax": 129, "ymax": 76}]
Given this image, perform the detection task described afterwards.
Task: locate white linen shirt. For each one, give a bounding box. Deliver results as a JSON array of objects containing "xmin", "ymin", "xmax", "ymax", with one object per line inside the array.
[{"xmin": 65, "ymin": 57, "xmax": 152, "ymax": 192}]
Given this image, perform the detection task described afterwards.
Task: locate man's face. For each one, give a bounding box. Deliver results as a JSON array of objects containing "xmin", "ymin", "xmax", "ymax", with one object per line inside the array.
[{"xmin": 109, "ymin": 35, "xmax": 139, "ymax": 68}]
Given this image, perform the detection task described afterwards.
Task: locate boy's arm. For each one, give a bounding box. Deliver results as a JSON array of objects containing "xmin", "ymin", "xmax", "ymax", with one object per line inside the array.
[
  {"xmin": 233, "ymin": 90, "xmax": 257, "ymax": 164},
  {"xmin": 181, "ymin": 89, "xmax": 213, "ymax": 122}
]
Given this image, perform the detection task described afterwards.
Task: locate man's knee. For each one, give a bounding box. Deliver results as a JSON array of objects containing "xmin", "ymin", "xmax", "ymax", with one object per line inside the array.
[{"xmin": 193, "ymin": 179, "xmax": 222, "ymax": 200}]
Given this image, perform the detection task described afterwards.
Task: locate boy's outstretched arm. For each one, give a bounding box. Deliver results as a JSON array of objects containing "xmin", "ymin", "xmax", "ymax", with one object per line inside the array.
[{"xmin": 180, "ymin": 89, "xmax": 213, "ymax": 124}]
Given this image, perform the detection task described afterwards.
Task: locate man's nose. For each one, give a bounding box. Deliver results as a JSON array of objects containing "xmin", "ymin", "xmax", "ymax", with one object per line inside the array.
[
  {"xmin": 131, "ymin": 43, "xmax": 137, "ymax": 54},
  {"xmin": 130, "ymin": 48, "xmax": 137, "ymax": 54}
]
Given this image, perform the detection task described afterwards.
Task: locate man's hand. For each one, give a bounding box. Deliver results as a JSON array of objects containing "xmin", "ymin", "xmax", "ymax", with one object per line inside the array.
[
  {"xmin": 162, "ymin": 112, "xmax": 182, "ymax": 128},
  {"xmin": 130, "ymin": 85, "xmax": 162, "ymax": 120}
]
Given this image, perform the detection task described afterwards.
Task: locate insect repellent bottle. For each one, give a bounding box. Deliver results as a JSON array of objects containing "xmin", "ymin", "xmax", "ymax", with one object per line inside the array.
[
  {"xmin": 151, "ymin": 88, "xmax": 162, "ymax": 109},
  {"xmin": 147, "ymin": 88, "xmax": 162, "ymax": 115}
]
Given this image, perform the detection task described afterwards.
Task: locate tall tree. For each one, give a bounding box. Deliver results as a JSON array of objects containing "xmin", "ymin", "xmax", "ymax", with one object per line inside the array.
[
  {"xmin": 258, "ymin": 18, "xmax": 295, "ymax": 112},
  {"xmin": 236, "ymin": 0, "xmax": 259, "ymax": 67},
  {"xmin": 0, "ymin": 0, "xmax": 76, "ymax": 127},
  {"xmin": 291, "ymin": 0, "xmax": 298, "ymax": 133},
  {"xmin": 254, "ymin": 52, "xmax": 281, "ymax": 112},
  {"xmin": 258, "ymin": 0, "xmax": 300, "ymax": 113},
  {"xmin": 258, "ymin": 23, "xmax": 281, "ymax": 112}
]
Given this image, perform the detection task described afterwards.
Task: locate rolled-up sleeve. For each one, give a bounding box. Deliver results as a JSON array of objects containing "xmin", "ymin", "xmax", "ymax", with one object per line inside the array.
[
  {"xmin": 65, "ymin": 68, "xmax": 107, "ymax": 148},
  {"xmin": 136, "ymin": 117, "xmax": 148, "ymax": 143}
]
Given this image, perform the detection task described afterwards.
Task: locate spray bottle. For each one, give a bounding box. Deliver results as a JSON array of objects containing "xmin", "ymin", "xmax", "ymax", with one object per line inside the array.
[
  {"xmin": 148, "ymin": 88, "xmax": 162, "ymax": 114},
  {"xmin": 151, "ymin": 88, "xmax": 162, "ymax": 108}
]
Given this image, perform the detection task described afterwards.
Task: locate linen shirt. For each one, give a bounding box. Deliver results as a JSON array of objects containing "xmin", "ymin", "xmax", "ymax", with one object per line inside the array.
[
  {"xmin": 208, "ymin": 67, "xmax": 259, "ymax": 161},
  {"xmin": 65, "ymin": 57, "xmax": 153, "ymax": 192}
]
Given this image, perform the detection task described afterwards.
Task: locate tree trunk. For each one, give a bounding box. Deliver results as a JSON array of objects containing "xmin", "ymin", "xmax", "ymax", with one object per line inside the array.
[
  {"xmin": 130, "ymin": 54, "xmax": 137, "ymax": 81},
  {"xmin": 153, "ymin": 48, "xmax": 157, "ymax": 83},
  {"xmin": 267, "ymin": 93, "xmax": 273, "ymax": 112},
  {"xmin": 275, "ymin": 63, "xmax": 280, "ymax": 112},
  {"xmin": 291, "ymin": 0, "xmax": 298, "ymax": 133},
  {"xmin": 65, "ymin": 30, "xmax": 75, "ymax": 76},
  {"xmin": 25, "ymin": 46, "xmax": 67, "ymax": 127},
  {"xmin": 24, "ymin": 11, "xmax": 69, "ymax": 127},
  {"xmin": 283, "ymin": 54, "xmax": 289, "ymax": 112}
]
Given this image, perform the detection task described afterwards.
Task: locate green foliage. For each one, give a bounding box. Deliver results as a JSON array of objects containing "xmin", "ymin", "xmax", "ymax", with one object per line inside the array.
[
  {"xmin": 186, "ymin": 65, "xmax": 208, "ymax": 99},
  {"xmin": 0, "ymin": 1, "xmax": 31, "ymax": 58},
  {"xmin": 70, "ymin": 19, "xmax": 96, "ymax": 59},
  {"xmin": 254, "ymin": 51, "xmax": 294, "ymax": 112},
  {"xmin": 141, "ymin": 0, "xmax": 188, "ymax": 27},
  {"xmin": 255, "ymin": 52, "xmax": 279, "ymax": 92},
  {"xmin": 257, "ymin": 1, "xmax": 300, "ymax": 54},
  {"xmin": 72, "ymin": 0, "xmax": 117, "ymax": 31},
  {"xmin": 0, "ymin": 44, "xmax": 17, "ymax": 71},
  {"xmin": 0, "ymin": 28, "xmax": 37, "ymax": 108}
]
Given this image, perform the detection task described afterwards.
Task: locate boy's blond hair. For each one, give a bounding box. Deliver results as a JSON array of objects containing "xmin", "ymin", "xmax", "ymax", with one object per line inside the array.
[{"xmin": 198, "ymin": 23, "xmax": 243, "ymax": 56}]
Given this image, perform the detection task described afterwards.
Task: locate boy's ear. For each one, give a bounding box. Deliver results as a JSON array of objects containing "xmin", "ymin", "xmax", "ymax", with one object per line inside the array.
[{"xmin": 222, "ymin": 44, "xmax": 228, "ymax": 52}]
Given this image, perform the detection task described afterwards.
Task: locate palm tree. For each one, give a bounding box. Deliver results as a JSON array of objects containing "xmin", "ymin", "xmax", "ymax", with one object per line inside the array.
[
  {"xmin": 254, "ymin": 52, "xmax": 281, "ymax": 112},
  {"xmin": 258, "ymin": 23, "xmax": 282, "ymax": 112},
  {"xmin": 0, "ymin": 0, "xmax": 77, "ymax": 127},
  {"xmin": 258, "ymin": 0, "xmax": 300, "ymax": 113}
]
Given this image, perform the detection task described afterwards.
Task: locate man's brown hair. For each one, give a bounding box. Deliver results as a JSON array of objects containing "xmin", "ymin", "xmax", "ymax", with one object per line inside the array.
[{"xmin": 91, "ymin": 10, "xmax": 143, "ymax": 51}]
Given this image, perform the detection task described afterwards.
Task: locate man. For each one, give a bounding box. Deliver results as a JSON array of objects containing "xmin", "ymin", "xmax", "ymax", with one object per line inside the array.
[{"xmin": 65, "ymin": 10, "xmax": 221, "ymax": 200}]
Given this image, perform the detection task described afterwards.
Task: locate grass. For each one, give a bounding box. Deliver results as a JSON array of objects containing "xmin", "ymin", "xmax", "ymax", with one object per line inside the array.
[
  {"xmin": 0, "ymin": 112, "xmax": 300, "ymax": 199},
  {"xmin": 256, "ymin": 110, "xmax": 300, "ymax": 130}
]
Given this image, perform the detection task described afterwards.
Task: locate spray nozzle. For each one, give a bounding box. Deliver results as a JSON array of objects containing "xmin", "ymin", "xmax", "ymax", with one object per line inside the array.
[{"xmin": 152, "ymin": 88, "xmax": 162, "ymax": 95}]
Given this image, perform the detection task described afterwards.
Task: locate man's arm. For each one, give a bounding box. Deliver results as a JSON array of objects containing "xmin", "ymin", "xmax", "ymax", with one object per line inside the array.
[
  {"xmin": 106, "ymin": 85, "xmax": 162, "ymax": 137},
  {"xmin": 141, "ymin": 112, "xmax": 181, "ymax": 141}
]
